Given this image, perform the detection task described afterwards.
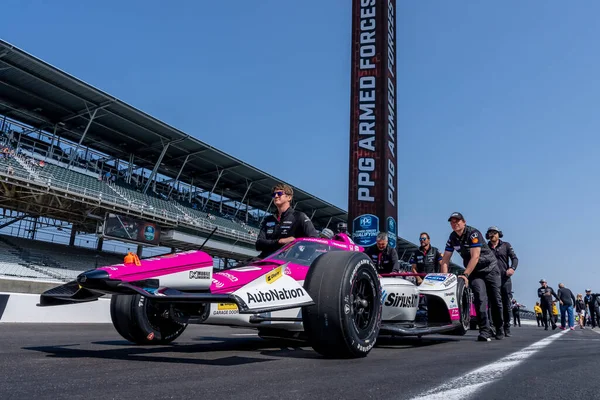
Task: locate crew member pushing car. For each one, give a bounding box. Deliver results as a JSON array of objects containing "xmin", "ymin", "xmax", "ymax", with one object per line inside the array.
[
  {"xmin": 440, "ymin": 212, "xmax": 504, "ymax": 342},
  {"xmin": 255, "ymin": 183, "xmax": 318, "ymax": 258},
  {"xmin": 486, "ymin": 226, "xmax": 519, "ymax": 337},
  {"xmin": 364, "ymin": 232, "xmax": 399, "ymax": 274},
  {"xmin": 409, "ymin": 232, "xmax": 442, "ymax": 285}
]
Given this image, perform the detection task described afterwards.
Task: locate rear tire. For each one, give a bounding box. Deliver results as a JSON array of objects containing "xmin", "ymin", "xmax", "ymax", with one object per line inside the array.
[
  {"xmin": 110, "ymin": 294, "xmax": 187, "ymax": 345},
  {"xmin": 302, "ymin": 251, "xmax": 382, "ymax": 358}
]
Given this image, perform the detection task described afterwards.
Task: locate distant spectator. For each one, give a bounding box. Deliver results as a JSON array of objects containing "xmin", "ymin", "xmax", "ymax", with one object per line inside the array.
[
  {"xmin": 557, "ymin": 283, "xmax": 576, "ymax": 330},
  {"xmin": 575, "ymin": 294, "xmax": 586, "ymax": 329},
  {"xmin": 534, "ymin": 302, "xmax": 543, "ymax": 327},
  {"xmin": 552, "ymin": 301, "xmax": 559, "ymax": 327},
  {"xmin": 511, "ymin": 299, "xmax": 523, "ymax": 327}
]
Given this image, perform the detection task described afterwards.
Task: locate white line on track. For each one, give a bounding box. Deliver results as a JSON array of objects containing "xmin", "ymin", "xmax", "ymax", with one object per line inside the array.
[
  {"xmin": 231, "ymin": 333, "xmax": 258, "ymax": 336},
  {"xmin": 407, "ymin": 330, "xmax": 568, "ymax": 400}
]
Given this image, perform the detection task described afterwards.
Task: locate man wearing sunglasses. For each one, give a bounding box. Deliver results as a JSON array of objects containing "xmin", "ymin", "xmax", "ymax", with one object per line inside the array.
[
  {"xmin": 409, "ymin": 232, "xmax": 443, "ymax": 285},
  {"xmin": 486, "ymin": 226, "xmax": 519, "ymax": 337},
  {"xmin": 440, "ymin": 212, "xmax": 504, "ymax": 342},
  {"xmin": 255, "ymin": 183, "xmax": 318, "ymax": 258}
]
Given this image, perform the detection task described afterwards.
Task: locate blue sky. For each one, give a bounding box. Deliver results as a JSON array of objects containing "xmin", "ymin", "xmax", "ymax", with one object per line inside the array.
[{"xmin": 2, "ymin": 0, "xmax": 599, "ymax": 308}]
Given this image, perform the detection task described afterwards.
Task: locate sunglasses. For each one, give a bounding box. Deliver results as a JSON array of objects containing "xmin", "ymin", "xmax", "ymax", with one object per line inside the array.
[
  {"xmin": 419, "ymin": 238, "xmax": 428, "ymax": 241},
  {"xmin": 488, "ymin": 231, "xmax": 498, "ymax": 235},
  {"xmin": 272, "ymin": 191, "xmax": 287, "ymax": 198}
]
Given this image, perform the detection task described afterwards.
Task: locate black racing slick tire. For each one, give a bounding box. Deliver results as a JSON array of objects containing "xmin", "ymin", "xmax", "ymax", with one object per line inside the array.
[
  {"xmin": 110, "ymin": 294, "xmax": 187, "ymax": 345},
  {"xmin": 302, "ymin": 251, "xmax": 382, "ymax": 358},
  {"xmin": 448, "ymin": 278, "xmax": 472, "ymax": 335}
]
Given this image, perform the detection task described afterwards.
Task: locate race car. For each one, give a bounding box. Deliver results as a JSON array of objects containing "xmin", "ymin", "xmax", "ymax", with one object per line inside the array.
[{"xmin": 39, "ymin": 233, "xmax": 473, "ymax": 358}]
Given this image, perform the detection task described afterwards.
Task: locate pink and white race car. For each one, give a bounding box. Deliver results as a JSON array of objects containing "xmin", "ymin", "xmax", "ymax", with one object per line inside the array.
[{"xmin": 40, "ymin": 233, "xmax": 472, "ymax": 358}]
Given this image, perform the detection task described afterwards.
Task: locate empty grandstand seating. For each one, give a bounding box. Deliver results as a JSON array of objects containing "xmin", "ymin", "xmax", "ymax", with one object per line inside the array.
[
  {"xmin": 0, "ymin": 234, "xmax": 122, "ymax": 282},
  {"xmin": 42, "ymin": 163, "xmax": 118, "ymax": 200},
  {"xmin": 0, "ymin": 154, "xmax": 27, "ymax": 176},
  {"xmin": 1, "ymin": 131, "xmax": 262, "ymax": 242}
]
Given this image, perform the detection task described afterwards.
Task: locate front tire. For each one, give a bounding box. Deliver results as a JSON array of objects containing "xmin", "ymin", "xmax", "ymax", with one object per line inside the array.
[
  {"xmin": 302, "ymin": 251, "xmax": 382, "ymax": 358},
  {"xmin": 110, "ymin": 294, "xmax": 187, "ymax": 345}
]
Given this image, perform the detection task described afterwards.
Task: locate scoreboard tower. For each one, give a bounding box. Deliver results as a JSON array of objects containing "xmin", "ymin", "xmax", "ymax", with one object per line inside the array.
[{"xmin": 348, "ymin": 0, "xmax": 398, "ymax": 248}]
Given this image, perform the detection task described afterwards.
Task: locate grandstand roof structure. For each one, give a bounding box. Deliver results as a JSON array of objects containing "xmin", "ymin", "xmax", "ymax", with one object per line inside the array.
[
  {"xmin": 0, "ymin": 40, "xmax": 464, "ymax": 271},
  {"xmin": 0, "ymin": 39, "xmax": 346, "ymax": 227}
]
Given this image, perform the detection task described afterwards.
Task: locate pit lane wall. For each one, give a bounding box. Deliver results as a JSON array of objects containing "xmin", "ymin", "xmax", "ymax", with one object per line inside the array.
[{"xmin": 0, "ymin": 292, "xmax": 111, "ymax": 323}]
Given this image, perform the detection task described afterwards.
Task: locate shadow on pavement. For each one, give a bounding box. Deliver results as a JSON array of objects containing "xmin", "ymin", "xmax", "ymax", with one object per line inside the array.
[
  {"xmin": 23, "ymin": 335, "xmax": 324, "ymax": 364},
  {"xmin": 374, "ymin": 335, "xmax": 461, "ymax": 349}
]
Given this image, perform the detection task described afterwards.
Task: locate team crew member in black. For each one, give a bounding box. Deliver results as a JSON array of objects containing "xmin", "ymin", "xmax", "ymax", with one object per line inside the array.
[
  {"xmin": 537, "ymin": 279, "xmax": 559, "ymax": 330},
  {"xmin": 584, "ymin": 289, "xmax": 600, "ymax": 328},
  {"xmin": 364, "ymin": 232, "xmax": 399, "ymax": 274},
  {"xmin": 487, "ymin": 226, "xmax": 519, "ymax": 337},
  {"xmin": 255, "ymin": 183, "xmax": 318, "ymax": 258},
  {"xmin": 409, "ymin": 232, "xmax": 442, "ymax": 285},
  {"xmin": 440, "ymin": 212, "xmax": 504, "ymax": 341}
]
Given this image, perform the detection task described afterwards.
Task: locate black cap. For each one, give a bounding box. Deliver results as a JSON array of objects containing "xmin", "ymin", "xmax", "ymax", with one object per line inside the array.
[{"xmin": 448, "ymin": 212, "xmax": 465, "ymax": 221}]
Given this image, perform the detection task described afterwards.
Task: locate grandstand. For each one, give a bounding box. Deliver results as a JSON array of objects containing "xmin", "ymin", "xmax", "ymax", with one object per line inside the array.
[{"xmin": 0, "ymin": 39, "xmax": 463, "ymax": 285}]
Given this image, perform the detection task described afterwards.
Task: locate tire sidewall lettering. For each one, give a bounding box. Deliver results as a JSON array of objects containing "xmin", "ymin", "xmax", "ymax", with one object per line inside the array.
[{"xmin": 344, "ymin": 255, "xmax": 382, "ymax": 354}]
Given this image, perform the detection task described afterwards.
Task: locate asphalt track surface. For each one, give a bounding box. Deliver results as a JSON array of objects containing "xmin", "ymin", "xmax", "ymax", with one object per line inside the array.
[{"xmin": 1, "ymin": 323, "xmax": 599, "ymax": 400}]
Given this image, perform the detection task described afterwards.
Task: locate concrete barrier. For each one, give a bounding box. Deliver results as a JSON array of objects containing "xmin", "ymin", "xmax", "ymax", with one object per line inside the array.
[{"xmin": 0, "ymin": 292, "xmax": 111, "ymax": 323}]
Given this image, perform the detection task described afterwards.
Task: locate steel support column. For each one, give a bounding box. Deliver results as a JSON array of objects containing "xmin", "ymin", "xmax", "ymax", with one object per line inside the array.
[
  {"xmin": 233, "ymin": 182, "xmax": 253, "ymax": 218},
  {"xmin": 127, "ymin": 153, "xmax": 134, "ymax": 184},
  {"xmin": 325, "ymin": 217, "xmax": 333, "ymax": 229},
  {"xmin": 143, "ymin": 142, "xmax": 170, "ymax": 194},
  {"xmin": 48, "ymin": 124, "xmax": 57, "ymax": 160},
  {"xmin": 68, "ymin": 108, "xmax": 98, "ymax": 169},
  {"xmin": 30, "ymin": 216, "xmax": 38, "ymax": 240},
  {"xmin": 168, "ymin": 154, "xmax": 190, "ymax": 197},
  {"xmin": 189, "ymin": 177, "xmax": 194, "ymax": 203},
  {"xmin": 259, "ymin": 198, "xmax": 274, "ymax": 225},
  {"xmin": 202, "ymin": 169, "xmax": 224, "ymax": 211},
  {"xmin": 69, "ymin": 224, "xmax": 77, "ymax": 246}
]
